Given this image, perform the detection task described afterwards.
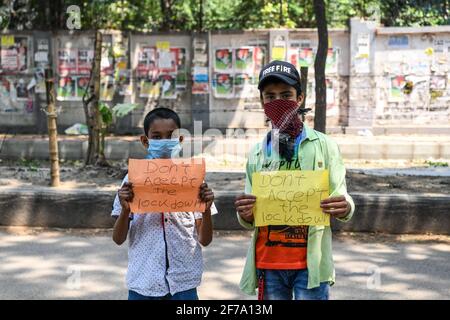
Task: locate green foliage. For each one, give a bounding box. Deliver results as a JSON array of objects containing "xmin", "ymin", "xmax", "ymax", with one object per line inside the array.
[
  {"xmin": 426, "ymin": 160, "xmax": 449, "ymax": 167},
  {"xmin": 20, "ymin": 158, "xmax": 40, "ymax": 171},
  {"xmin": 99, "ymin": 102, "xmax": 142, "ymax": 127},
  {"xmin": 112, "ymin": 103, "xmax": 142, "ymax": 118},
  {"xmin": 1, "ymin": 0, "xmax": 448, "ymax": 31},
  {"xmin": 99, "ymin": 102, "xmax": 113, "ymax": 127}
]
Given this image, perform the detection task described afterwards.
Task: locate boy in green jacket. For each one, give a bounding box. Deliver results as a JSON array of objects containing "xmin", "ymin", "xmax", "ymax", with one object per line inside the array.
[{"xmin": 234, "ymin": 60, "xmax": 355, "ymax": 300}]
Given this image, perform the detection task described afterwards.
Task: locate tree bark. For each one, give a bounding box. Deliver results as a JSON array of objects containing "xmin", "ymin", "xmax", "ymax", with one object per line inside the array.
[
  {"xmin": 313, "ymin": 0, "xmax": 328, "ymax": 133},
  {"xmin": 44, "ymin": 68, "xmax": 60, "ymax": 187},
  {"xmin": 83, "ymin": 30, "xmax": 105, "ymax": 165},
  {"xmin": 160, "ymin": 0, "xmax": 173, "ymax": 31}
]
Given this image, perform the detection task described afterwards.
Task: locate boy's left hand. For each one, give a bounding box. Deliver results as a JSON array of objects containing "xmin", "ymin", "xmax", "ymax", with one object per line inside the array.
[
  {"xmin": 320, "ymin": 196, "xmax": 350, "ymax": 219},
  {"xmin": 199, "ymin": 183, "xmax": 214, "ymax": 211}
]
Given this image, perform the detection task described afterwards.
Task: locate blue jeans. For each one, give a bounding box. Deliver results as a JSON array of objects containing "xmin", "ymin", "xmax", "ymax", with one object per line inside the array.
[
  {"xmin": 128, "ymin": 288, "xmax": 199, "ymax": 300},
  {"xmin": 257, "ymin": 269, "xmax": 330, "ymax": 300}
]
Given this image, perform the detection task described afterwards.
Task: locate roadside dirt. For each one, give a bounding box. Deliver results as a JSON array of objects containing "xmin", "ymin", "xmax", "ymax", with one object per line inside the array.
[{"xmin": 0, "ymin": 159, "xmax": 448, "ymax": 194}]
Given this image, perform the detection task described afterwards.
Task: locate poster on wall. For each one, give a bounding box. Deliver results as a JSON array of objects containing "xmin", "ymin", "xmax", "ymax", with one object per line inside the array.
[
  {"xmin": 326, "ymin": 79, "xmax": 335, "ymax": 104},
  {"xmin": 430, "ymin": 75, "xmax": 446, "ymax": 90},
  {"xmin": 139, "ymin": 78, "xmax": 160, "ymax": 98},
  {"xmin": 214, "ymin": 48, "xmax": 233, "ymax": 71},
  {"xmin": 14, "ymin": 78, "xmax": 28, "ymax": 100},
  {"xmin": 354, "ymin": 57, "xmax": 370, "ymax": 73},
  {"xmin": 117, "ymin": 69, "xmax": 132, "ymax": 96},
  {"xmin": 0, "ymin": 77, "xmax": 13, "ymax": 112},
  {"xmin": 158, "ymin": 48, "xmax": 177, "ymax": 73},
  {"xmin": 192, "ymin": 82, "xmax": 209, "ymax": 94},
  {"xmin": 101, "ymin": 42, "xmax": 114, "ymax": 76},
  {"xmin": 192, "ymin": 66, "xmax": 208, "ymax": 94},
  {"xmin": 325, "ymin": 48, "xmax": 338, "ymax": 74},
  {"xmin": 174, "ymin": 47, "xmax": 187, "ymax": 88},
  {"xmin": 100, "ymin": 76, "xmax": 115, "ymax": 101},
  {"xmin": 34, "ymin": 39, "xmax": 49, "ymax": 69},
  {"xmin": 254, "ymin": 46, "xmax": 266, "ymax": 72},
  {"xmin": 1, "ymin": 36, "xmax": 28, "ymax": 73},
  {"xmin": 137, "ymin": 46, "xmax": 157, "ymax": 78},
  {"xmin": 389, "ymin": 75, "xmax": 406, "ymax": 101},
  {"xmin": 76, "ymin": 77, "xmax": 90, "ymax": 99},
  {"xmin": 298, "ymin": 48, "xmax": 314, "ymax": 67},
  {"xmin": 159, "ymin": 74, "xmax": 177, "ymax": 99},
  {"xmin": 34, "ymin": 67, "xmax": 46, "ymax": 94},
  {"xmin": 234, "ymin": 73, "xmax": 257, "ymax": 98},
  {"xmin": 288, "ymin": 48, "xmax": 299, "ymax": 70},
  {"xmin": 388, "ymin": 35, "xmax": 409, "ymax": 49},
  {"xmin": 213, "ymin": 73, "xmax": 233, "ymax": 98},
  {"xmin": 306, "ymin": 80, "xmax": 315, "ymax": 104},
  {"xmin": 176, "ymin": 71, "xmax": 187, "ymax": 89},
  {"xmin": 57, "ymin": 76, "xmax": 77, "ymax": 100},
  {"xmin": 77, "ymin": 49, "xmax": 94, "ymax": 75},
  {"xmin": 234, "ymin": 47, "xmax": 254, "ymax": 72},
  {"xmin": 326, "ymin": 79, "xmax": 338, "ymax": 116},
  {"xmin": 355, "ymin": 33, "xmax": 370, "ymax": 74},
  {"xmin": 58, "ymin": 49, "xmax": 77, "ymax": 76}
]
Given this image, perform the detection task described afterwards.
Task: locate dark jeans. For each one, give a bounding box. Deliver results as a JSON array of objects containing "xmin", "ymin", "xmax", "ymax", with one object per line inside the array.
[
  {"xmin": 257, "ymin": 269, "xmax": 330, "ymax": 300},
  {"xmin": 128, "ymin": 288, "xmax": 199, "ymax": 300}
]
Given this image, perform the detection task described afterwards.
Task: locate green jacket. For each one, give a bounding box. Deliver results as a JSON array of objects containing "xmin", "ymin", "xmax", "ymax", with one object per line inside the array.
[{"xmin": 238, "ymin": 124, "xmax": 355, "ymax": 295}]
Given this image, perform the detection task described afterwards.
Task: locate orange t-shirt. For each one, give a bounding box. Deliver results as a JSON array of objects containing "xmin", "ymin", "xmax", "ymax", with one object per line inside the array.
[
  {"xmin": 255, "ymin": 139, "xmax": 309, "ymax": 270},
  {"xmin": 256, "ymin": 225, "xmax": 308, "ymax": 269}
]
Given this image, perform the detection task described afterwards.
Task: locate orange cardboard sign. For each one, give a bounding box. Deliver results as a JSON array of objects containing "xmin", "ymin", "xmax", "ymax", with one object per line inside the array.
[{"xmin": 128, "ymin": 158, "xmax": 206, "ymax": 213}]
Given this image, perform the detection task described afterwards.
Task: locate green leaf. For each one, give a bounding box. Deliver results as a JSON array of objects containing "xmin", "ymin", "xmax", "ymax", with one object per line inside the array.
[
  {"xmin": 112, "ymin": 103, "xmax": 142, "ymax": 118},
  {"xmin": 99, "ymin": 102, "xmax": 113, "ymax": 126}
]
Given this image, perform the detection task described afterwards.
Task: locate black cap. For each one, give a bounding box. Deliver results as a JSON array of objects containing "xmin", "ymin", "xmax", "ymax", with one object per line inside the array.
[{"xmin": 258, "ymin": 60, "xmax": 301, "ymax": 91}]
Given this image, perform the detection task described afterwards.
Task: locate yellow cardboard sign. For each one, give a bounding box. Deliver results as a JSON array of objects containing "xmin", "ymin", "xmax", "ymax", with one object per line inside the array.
[
  {"xmin": 1, "ymin": 35, "xmax": 14, "ymax": 47},
  {"xmin": 252, "ymin": 170, "xmax": 330, "ymax": 227}
]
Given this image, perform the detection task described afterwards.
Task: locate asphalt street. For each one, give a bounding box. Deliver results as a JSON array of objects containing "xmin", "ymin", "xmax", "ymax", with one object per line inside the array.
[{"xmin": 0, "ymin": 228, "xmax": 449, "ymax": 300}]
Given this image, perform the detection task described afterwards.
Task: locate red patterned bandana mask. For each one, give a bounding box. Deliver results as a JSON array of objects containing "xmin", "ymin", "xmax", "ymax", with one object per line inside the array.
[{"xmin": 263, "ymin": 99, "xmax": 302, "ymax": 138}]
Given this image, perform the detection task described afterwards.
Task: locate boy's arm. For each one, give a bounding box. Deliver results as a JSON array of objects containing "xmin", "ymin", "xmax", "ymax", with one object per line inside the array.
[
  {"xmin": 195, "ymin": 183, "xmax": 215, "ymax": 246},
  {"xmin": 195, "ymin": 208, "xmax": 213, "ymax": 246},
  {"xmin": 112, "ymin": 207, "xmax": 132, "ymax": 245},
  {"xmin": 327, "ymin": 139, "xmax": 355, "ymax": 222},
  {"xmin": 237, "ymin": 160, "xmax": 256, "ymax": 230},
  {"xmin": 112, "ymin": 179, "xmax": 133, "ymax": 245}
]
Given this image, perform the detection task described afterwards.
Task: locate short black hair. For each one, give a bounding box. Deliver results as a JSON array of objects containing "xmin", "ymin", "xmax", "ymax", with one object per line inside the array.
[
  {"xmin": 259, "ymin": 77, "xmax": 303, "ymax": 100},
  {"xmin": 143, "ymin": 107, "xmax": 181, "ymax": 137}
]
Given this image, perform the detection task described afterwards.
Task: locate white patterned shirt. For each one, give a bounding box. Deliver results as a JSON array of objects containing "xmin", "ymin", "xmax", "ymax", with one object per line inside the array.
[{"xmin": 111, "ymin": 174, "xmax": 218, "ymax": 297}]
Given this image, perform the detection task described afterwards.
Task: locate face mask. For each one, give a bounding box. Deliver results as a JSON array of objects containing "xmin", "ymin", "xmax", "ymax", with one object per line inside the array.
[
  {"xmin": 146, "ymin": 138, "xmax": 182, "ymax": 159},
  {"xmin": 263, "ymin": 99, "xmax": 302, "ymax": 138}
]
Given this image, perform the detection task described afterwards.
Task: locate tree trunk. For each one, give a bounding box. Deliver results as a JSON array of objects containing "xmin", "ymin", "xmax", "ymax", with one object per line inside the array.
[
  {"xmin": 198, "ymin": 0, "xmax": 203, "ymax": 32},
  {"xmin": 83, "ymin": 30, "xmax": 106, "ymax": 166},
  {"xmin": 44, "ymin": 68, "xmax": 60, "ymax": 187},
  {"xmin": 313, "ymin": 0, "xmax": 328, "ymax": 133},
  {"xmin": 299, "ymin": 66, "xmax": 308, "ymax": 122},
  {"xmin": 160, "ymin": 0, "xmax": 173, "ymax": 31}
]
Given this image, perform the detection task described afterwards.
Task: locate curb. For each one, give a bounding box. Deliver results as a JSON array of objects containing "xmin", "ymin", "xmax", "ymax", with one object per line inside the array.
[{"xmin": 0, "ymin": 187, "xmax": 449, "ymax": 234}]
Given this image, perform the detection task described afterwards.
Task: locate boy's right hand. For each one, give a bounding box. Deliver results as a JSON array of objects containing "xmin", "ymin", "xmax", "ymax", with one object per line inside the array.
[
  {"xmin": 118, "ymin": 182, "xmax": 134, "ymax": 213},
  {"xmin": 235, "ymin": 194, "xmax": 256, "ymax": 223}
]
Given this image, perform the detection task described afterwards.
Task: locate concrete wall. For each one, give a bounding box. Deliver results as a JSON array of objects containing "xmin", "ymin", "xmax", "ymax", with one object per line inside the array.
[{"xmin": 1, "ymin": 23, "xmax": 449, "ymax": 135}]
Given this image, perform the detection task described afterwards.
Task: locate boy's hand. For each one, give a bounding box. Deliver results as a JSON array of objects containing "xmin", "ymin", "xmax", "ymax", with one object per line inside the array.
[
  {"xmin": 235, "ymin": 194, "xmax": 256, "ymax": 223},
  {"xmin": 320, "ymin": 195, "xmax": 350, "ymax": 219},
  {"xmin": 199, "ymin": 183, "xmax": 214, "ymax": 211},
  {"xmin": 118, "ymin": 182, "xmax": 134, "ymax": 213}
]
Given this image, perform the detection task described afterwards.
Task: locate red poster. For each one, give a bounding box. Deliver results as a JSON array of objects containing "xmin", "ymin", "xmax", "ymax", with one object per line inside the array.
[{"xmin": 58, "ymin": 49, "xmax": 77, "ymax": 75}]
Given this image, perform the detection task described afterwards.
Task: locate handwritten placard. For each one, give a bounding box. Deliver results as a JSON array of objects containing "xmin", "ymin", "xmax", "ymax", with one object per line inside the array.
[
  {"xmin": 252, "ymin": 170, "xmax": 330, "ymax": 227},
  {"xmin": 128, "ymin": 158, "xmax": 206, "ymax": 213}
]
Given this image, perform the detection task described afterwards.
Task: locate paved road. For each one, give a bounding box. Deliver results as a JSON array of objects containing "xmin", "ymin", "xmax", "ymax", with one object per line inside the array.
[{"xmin": 0, "ymin": 228, "xmax": 449, "ymax": 300}]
